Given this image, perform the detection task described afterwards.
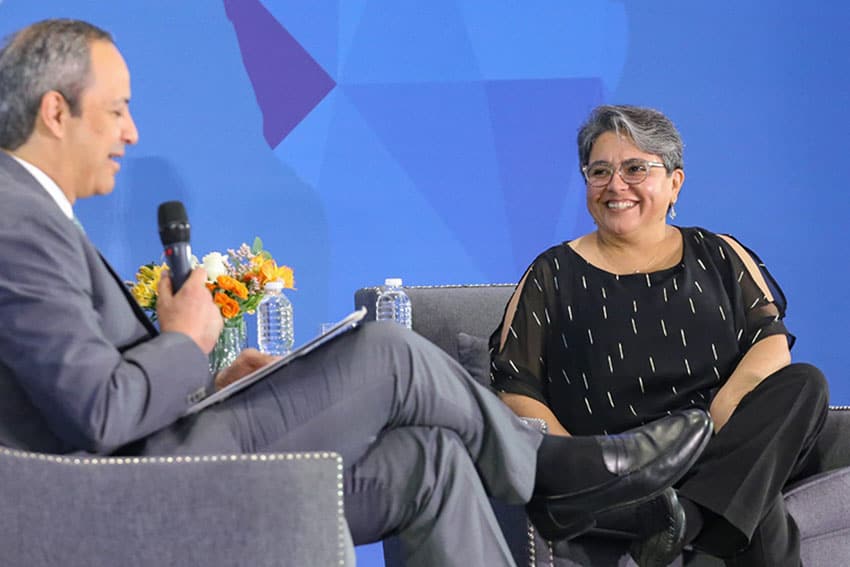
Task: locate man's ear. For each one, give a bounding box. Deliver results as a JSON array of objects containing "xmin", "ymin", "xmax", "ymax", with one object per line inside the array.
[{"xmin": 37, "ymin": 90, "xmax": 70, "ymax": 139}]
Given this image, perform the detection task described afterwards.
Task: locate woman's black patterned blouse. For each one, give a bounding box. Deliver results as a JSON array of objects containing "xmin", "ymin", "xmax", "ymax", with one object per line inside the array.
[{"xmin": 490, "ymin": 226, "xmax": 792, "ymax": 435}]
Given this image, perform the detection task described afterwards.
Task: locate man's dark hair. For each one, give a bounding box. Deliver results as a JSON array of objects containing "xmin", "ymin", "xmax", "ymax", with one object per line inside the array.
[{"xmin": 0, "ymin": 19, "xmax": 112, "ymax": 150}]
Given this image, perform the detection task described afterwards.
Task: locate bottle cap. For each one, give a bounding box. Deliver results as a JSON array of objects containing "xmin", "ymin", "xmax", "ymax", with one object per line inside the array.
[
  {"xmin": 264, "ymin": 280, "xmax": 285, "ymax": 291},
  {"xmin": 384, "ymin": 278, "xmax": 403, "ymax": 287}
]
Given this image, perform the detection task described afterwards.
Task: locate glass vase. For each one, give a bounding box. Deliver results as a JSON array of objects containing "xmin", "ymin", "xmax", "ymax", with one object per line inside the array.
[{"xmin": 209, "ymin": 316, "xmax": 247, "ymax": 374}]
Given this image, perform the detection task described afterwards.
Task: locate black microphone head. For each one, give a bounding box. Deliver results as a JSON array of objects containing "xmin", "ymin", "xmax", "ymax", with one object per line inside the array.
[{"xmin": 158, "ymin": 201, "xmax": 190, "ymax": 245}]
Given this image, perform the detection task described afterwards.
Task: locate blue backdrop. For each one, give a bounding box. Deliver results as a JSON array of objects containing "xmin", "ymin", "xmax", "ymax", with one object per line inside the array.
[{"xmin": 3, "ymin": 2, "xmax": 848, "ymax": 564}]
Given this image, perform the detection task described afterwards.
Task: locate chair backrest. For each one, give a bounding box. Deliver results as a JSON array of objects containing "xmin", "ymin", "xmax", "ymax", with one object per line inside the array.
[
  {"xmin": 0, "ymin": 447, "xmax": 353, "ymax": 567},
  {"xmin": 355, "ymin": 283, "xmax": 515, "ymax": 361}
]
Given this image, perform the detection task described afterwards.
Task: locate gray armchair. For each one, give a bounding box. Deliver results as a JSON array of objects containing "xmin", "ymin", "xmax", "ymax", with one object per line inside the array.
[
  {"xmin": 0, "ymin": 446, "xmax": 354, "ymax": 567},
  {"xmin": 355, "ymin": 283, "xmax": 850, "ymax": 567}
]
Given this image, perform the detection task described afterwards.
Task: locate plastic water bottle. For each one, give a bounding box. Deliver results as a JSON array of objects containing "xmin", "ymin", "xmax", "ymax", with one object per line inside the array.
[
  {"xmin": 375, "ymin": 278, "xmax": 412, "ymax": 329},
  {"xmin": 257, "ymin": 281, "xmax": 294, "ymax": 355}
]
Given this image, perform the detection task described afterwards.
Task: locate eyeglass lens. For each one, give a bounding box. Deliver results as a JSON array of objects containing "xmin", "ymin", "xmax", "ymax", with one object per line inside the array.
[{"xmin": 585, "ymin": 159, "xmax": 653, "ymax": 186}]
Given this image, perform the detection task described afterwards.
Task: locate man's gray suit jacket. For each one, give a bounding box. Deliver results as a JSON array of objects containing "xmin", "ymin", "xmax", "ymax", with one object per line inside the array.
[{"xmin": 0, "ymin": 151, "xmax": 213, "ymax": 455}]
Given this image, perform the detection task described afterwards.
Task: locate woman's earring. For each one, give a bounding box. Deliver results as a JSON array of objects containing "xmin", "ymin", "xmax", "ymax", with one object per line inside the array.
[{"xmin": 668, "ymin": 202, "xmax": 677, "ymax": 221}]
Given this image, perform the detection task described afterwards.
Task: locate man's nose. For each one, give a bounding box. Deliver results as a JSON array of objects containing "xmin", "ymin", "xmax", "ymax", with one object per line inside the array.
[{"xmin": 123, "ymin": 111, "xmax": 139, "ymax": 145}]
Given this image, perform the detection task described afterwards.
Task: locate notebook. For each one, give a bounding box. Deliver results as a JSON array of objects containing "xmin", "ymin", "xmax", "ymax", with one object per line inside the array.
[{"xmin": 185, "ymin": 307, "xmax": 368, "ymax": 415}]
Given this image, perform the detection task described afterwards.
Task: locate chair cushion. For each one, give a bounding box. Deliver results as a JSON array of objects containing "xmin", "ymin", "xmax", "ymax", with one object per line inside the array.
[{"xmin": 785, "ymin": 466, "xmax": 850, "ymax": 565}]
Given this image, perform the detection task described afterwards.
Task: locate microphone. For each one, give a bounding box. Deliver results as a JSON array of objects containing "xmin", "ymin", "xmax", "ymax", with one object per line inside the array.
[{"xmin": 157, "ymin": 200, "xmax": 192, "ymax": 293}]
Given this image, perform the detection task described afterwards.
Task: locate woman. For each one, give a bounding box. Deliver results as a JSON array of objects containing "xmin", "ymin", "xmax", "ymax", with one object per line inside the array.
[{"xmin": 491, "ymin": 105, "xmax": 829, "ymax": 567}]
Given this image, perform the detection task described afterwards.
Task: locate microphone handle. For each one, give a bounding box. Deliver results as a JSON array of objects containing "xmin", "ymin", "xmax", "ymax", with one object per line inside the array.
[{"xmin": 164, "ymin": 241, "xmax": 193, "ymax": 292}]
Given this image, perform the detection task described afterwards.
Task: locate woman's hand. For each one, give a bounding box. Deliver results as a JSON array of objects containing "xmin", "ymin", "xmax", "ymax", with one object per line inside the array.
[
  {"xmin": 215, "ymin": 348, "xmax": 280, "ymax": 390},
  {"xmin": 709, "ymin": 334, "xmax": 791, "ymax": 433},
  {"xmin": 708, "ymin": 390, "xmax": 739, "ymax": 433}
]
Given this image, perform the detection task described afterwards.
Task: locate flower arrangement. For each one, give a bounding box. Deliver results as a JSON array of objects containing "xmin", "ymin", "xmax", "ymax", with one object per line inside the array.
[{"xmin": 129, "ymin": 237, "xmax": 294, "ymax": 324}]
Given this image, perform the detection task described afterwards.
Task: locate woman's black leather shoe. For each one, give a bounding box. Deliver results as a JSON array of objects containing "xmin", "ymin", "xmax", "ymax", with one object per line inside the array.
[
  {"xmin": 528, "ymin": 409, "xmax": 712, "ymax": 542},
  {"xmin": 629, "ymin": 488, "xmax": 687, "ymax": 567}
]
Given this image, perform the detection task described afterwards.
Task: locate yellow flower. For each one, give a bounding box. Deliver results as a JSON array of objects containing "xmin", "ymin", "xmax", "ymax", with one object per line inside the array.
[
  {"xmin": 131, "ymin": 264, "xmax": 166, "ymax": 309},
  {"xmin": 257, "ymin": 259, "xmax": 295, "ymax": 289}
]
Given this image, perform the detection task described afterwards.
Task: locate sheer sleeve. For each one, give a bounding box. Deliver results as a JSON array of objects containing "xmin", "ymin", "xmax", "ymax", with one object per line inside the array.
[
  {"xmin": 489, "ymin": 256, "xmax": 557, "ymax": 405},
  {"xmin": 719, "ymin": 234, "xmax": 795, "ymax": 351}
]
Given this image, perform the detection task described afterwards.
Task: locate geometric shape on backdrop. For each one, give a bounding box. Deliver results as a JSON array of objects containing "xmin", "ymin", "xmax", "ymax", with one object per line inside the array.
[
  {"xmin": 258, "ymin": 0, "xmax": 340, "ymax": 77},
  {"xmin": 341, "ymin": 81, "xmax": 512, "ymax": 282},
  {"xmin": 485, "ymin": 78, "xmax": 605, "ymax": 270},
  {"xmin": 224, "ymin": 0, "xmax": 336, "ymax": 148},
  {"xmin": 339, "ymin": 0, "xmax": 479, "ymax": 83},
  {"xmin": 457, "ymin": 1, "xmax": 628, "ymax": 89}
]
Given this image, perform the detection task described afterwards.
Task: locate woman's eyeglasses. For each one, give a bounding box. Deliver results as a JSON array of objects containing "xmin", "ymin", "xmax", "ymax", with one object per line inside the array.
[{"xmin": 582, "ymin": 158, "xmax": 667, "ymax": 188}]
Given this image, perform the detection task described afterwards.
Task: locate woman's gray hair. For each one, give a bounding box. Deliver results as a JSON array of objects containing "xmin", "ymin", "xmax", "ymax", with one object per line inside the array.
[
  {"xmin": 0, "ymin": 19, "xmax": 112, "ymax": 150},
  {"xmin": 577, "ymin": 105, "xmax": 684, "ymax": 173}
]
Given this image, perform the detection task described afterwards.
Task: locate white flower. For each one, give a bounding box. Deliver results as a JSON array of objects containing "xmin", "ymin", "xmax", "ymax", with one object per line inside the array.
[{"xmin": 202, "ymin": 252, "xmax": 228, "ymax": 281}]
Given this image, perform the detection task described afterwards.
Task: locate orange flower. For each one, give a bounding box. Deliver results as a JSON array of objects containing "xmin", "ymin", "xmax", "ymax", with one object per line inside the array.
[
  {"xmin": 214, "ymin": 292, "xmax": 240, "ymax": 319},
  {"xmin": 216, "ymin": 275, "xmax": 248, "ymax": 299}
]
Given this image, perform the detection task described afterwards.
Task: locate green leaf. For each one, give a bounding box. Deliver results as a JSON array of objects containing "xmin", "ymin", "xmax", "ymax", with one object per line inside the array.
[{"xmin": 251, "ymin": 236, "xmax": 264, "ymax": 255}]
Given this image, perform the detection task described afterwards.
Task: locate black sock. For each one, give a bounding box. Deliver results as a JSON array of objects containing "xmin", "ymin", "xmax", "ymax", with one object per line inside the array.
[
  {"xmin": 679, "ymin": 496, "xmax": 704, "ymax": 546},
  {"xmin": 534, "ymin": 434, "xmax": 616, "ymax": 496}
]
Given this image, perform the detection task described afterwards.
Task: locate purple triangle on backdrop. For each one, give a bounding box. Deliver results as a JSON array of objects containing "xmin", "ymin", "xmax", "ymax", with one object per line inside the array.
[{"xmin": 224, "ymin": 0, "xmax": 336, "ymax": 148}]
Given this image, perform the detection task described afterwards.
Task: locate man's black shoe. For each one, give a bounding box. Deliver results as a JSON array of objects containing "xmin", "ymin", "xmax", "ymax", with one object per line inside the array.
[{"xmin": 527, "ymin": 409, "xmax": 712, "ymax": 542}]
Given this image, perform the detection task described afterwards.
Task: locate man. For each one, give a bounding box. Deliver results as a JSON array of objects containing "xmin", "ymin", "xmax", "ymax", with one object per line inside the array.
[{"xmin": 0, "ymin": 19, "xmax": 712, "ymax": 567}]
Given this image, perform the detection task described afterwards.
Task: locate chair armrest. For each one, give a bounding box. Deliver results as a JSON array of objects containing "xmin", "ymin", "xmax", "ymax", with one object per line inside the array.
[{"xmin": 0, "ymin": 447, "xmax": 353, "ymax": 567}]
